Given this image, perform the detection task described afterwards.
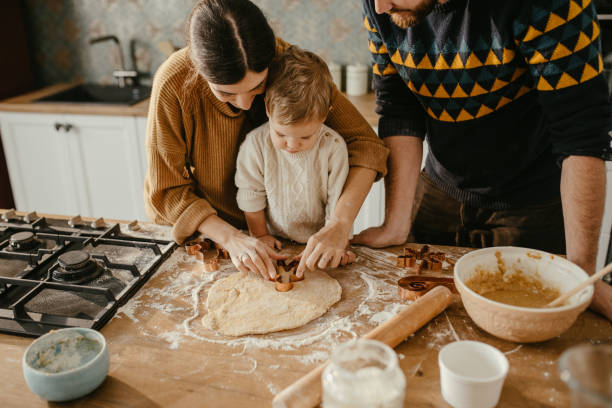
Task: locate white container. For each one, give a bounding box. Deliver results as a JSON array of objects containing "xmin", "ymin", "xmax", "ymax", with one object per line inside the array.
[
  {"xmin": 322, "ymin": 339, "xmax": 406, "ymax": 408},
  {"xmin": 438, "ymin": 340, "xmax": 509, "ymax": 408},
  {"xmin": 328, "ymin": 61, "xmax": 342, "ymax": 91},
  {"xmin": 345, "ymin": 63, "xmax": 368, "ymax": 96}
]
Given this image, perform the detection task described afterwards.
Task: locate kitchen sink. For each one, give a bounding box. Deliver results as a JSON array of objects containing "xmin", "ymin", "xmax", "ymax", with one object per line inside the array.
[{"xmin": 34, "ymin": 83, "xmax": 151, "ymax": 105}]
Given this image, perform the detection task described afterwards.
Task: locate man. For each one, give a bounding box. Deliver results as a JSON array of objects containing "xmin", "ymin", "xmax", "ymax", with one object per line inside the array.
[{"xmin": 353, "ymin": 0, "xmax": 612, "ymax": 320}]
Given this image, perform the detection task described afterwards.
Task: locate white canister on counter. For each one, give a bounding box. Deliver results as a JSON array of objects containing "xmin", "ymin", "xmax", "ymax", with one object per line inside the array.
[
  {"xmin": 345, "ymin": 63, "xmax": 368, "ymax": 96},
  {"xmin": 328, "ymin": 61, "xmax": 342, "ymax": 91},
  {"xmin": 321, "ymin": 339, "xmax": 406, "ymax": 408}
]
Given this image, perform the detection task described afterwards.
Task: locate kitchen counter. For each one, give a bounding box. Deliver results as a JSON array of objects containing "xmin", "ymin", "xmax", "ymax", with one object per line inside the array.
[
  {"xmin": 0, "ymin": 83, "xmax": 378, "ymax": 126},
  {"xmin": 1, "ymin": 220, "xmax": 610, "ymax": 407},
  {"xmin": 0, "ymin": 82, "xmax": 150, "ymax": 117}
]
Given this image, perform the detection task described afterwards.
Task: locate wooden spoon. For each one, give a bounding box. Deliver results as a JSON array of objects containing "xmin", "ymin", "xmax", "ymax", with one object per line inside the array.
[{"xmin": 546, "ymin": 262, "xmax": 612, "ymax": 308}]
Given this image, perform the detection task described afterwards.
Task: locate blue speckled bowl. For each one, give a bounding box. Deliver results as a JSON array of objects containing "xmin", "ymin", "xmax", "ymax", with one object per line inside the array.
[{"xmin": 22, "ymin": 328, "xmax": 109, "ymax": 402}]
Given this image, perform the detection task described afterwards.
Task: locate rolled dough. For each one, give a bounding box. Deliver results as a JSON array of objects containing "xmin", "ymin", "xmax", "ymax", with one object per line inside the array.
[{"xmin": 202, "ymin": 269, "xmax": 342, "ymax": 336}]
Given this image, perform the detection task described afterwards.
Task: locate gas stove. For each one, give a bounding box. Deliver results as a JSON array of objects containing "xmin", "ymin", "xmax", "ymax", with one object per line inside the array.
[{"xmin": 0, "ymin": 210, "xmax": 176, "ymax": 337}]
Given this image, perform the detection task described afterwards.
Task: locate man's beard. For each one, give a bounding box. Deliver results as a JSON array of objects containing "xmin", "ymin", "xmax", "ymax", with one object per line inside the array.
[{"xmin": 389, "ymin": 0, "xmax": 437, "ymax": 28}]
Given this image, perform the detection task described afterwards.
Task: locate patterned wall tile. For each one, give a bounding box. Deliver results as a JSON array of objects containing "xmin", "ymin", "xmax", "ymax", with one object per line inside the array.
[{"xmin": 23, "ymin": 0, "xmax": 370, "ymax": 87}]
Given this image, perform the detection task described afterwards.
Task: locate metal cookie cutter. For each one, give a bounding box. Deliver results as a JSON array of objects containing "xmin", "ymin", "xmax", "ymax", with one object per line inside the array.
[
  {"xmin": 204, "ymin": 256, "xmax": 219, "ymax": 272},
  {"xmin": 397, "ymin": 246, "xmax": 454, "ymax": 274},
  {"xmin": 398, "ymin": 275, "xmax": 457, "ymax": 302},
  {"xmin": 185, "ymin": 240, "xmax": 216, "ymax": 269},
  {"xmin": 215, "ymin": 246, "xmax": 230, "ymax": 260},
  {"xmin": 185, "ymin": 241, "xmax": 202, "ymax": 256},
  {"xmin": 273, "ymin": 259, "xmax": 301, "ymax": 292}
]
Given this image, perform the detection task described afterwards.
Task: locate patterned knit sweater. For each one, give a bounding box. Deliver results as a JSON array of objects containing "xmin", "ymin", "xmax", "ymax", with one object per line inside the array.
[
  {"xmin": 235, "ymin": 123, "xmax": 349, "ymax": 243},
  {"xmin": 144, "ymin": 40, "xmax": 388, "ymax": 244},
  {"xmin": 364, "ymin": 0, "xmax": 611, "ymax": 209}
]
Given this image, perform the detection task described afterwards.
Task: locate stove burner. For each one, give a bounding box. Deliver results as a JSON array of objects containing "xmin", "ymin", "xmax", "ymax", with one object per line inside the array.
[
  {"xmin": 8, "ymin": 231, "xmax": 41, "ymax": 251},
  {"xmin": 52, "ymin": 250, "xmax": 103, "ymax": 284}
]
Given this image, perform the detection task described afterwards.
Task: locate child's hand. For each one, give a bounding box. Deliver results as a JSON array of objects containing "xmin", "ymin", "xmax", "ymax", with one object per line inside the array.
[
  {"xmin": 340, "ymin": 249, "xmax": 356, "ymax": 266},
  {"xmin": 297, "ymin": 219, "xmax": 352, "ymax": 277},
  {"xmin": 258, "ymin": 234, "xmax": 282, "ymax": 251}
]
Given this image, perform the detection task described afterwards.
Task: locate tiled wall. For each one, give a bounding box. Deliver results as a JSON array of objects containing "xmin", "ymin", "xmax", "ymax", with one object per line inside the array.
[{"xmin": 23, "ymin": 0, "xmax": 370, "ymax": 87}]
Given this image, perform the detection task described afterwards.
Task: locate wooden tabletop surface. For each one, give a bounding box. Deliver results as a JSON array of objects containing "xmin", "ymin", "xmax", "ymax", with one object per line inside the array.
[{"xmin": 1, "ymin": 235, "xmax": 610, "ymax": 408}]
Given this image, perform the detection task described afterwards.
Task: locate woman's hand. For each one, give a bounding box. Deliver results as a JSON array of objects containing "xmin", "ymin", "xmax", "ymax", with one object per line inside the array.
[
  {"xmin": 296, "ymin": 219, "xmax": 352, "ymax": 277},
  {"xmin": 224, "ymin": 231, "xmax": 286, "ymax": 280},
  {"xmin": 198, "ymin": 215, "xmax": 285, "ymax": 279},
  {"xmin": 257, "ymin": 234, "xmax": 282, "ymax": 251}
]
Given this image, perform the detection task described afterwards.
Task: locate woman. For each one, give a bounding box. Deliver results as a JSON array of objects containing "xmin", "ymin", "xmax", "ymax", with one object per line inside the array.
[{"xmin": 144, "ymin": 0, "xmax": 388, "ymax": 280}]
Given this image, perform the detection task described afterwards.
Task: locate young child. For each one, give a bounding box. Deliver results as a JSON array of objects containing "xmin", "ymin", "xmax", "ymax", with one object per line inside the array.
[{"xmin": 235, "ymin": 46, "xmax": 352, "ymax": 262}]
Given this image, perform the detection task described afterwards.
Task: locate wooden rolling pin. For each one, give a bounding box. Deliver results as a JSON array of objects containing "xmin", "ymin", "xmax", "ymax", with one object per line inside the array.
[{"xmin": 272, "ymin": 285, "xmax": 454, "ymax": 408}]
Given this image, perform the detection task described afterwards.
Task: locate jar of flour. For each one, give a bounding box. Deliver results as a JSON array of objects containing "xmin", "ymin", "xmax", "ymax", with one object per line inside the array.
[{"xmin": 322, "ymin": 339, "xmax": 406, "ymax": 408}]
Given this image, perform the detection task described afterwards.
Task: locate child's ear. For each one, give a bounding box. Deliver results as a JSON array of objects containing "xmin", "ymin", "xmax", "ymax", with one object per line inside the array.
[
  {"xmin": 329, "ymin": 105, "xmax": 333, "ymax": 113},
  {"xmin": 265, "ymin": 104, "xmax": 271, "ymax": 119}
]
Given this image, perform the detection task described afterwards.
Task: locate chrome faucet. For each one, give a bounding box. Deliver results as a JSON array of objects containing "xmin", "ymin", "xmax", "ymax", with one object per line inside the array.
[{"xmin": 89, "ymin": 35, "xmax": 138, "ymax": 87}]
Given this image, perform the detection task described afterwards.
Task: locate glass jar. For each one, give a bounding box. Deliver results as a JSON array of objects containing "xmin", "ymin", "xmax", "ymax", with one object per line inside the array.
[
  {"xmin": 322, "ymin": 339, "xmax": 406, "ymax": 408},
  {"xmin": 559, "ymin": 344, "xmax": 612, "ymax": 408}
]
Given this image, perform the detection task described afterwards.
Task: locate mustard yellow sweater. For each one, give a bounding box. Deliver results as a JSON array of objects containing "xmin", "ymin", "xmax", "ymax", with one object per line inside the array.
[{"xmin": 144, "ymin": 42, "xmax": 388, "ymax": 244}]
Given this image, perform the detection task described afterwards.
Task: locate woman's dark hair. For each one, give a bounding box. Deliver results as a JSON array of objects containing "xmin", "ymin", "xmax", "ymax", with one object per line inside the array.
[{"xmin": 188, "ymin": 0, "xmax": 276, "ymax": 84}]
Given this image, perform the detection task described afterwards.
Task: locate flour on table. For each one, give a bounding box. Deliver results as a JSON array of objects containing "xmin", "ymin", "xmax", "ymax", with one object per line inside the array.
[{"xmin": 202, "ymin": 269, "xmax": 342, "ymax": 336}]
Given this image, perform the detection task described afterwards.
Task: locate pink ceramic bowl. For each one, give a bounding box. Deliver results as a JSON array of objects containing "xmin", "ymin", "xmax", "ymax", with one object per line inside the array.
[{"xmin": 454, "ymin": 247, "xmax": 593, "ymax": 343}]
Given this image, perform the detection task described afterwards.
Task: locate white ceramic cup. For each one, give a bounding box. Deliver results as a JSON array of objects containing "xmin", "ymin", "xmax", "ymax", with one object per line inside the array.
[{"xmin": 438, "ymin": 340, "xmax": 509, "ymax": 408}]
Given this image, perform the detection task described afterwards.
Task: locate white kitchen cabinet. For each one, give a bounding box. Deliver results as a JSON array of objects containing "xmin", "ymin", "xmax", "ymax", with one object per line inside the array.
[
  {"xmin": 0, "ymin": 112, "xmax": 80, "ymax": 216},
  {"xmin": 135, "ymin": 117, "xmax": 148, "ymax": 187},
  {"xmin": 0, "ymin": 111, "xmax": 148, "ymax": 221}
]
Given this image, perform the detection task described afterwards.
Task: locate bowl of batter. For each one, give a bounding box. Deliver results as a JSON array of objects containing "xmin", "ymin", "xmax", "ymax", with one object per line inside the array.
[{"xmin": 454, "ymin": 247, "xmax": 593, "ymax": 343}]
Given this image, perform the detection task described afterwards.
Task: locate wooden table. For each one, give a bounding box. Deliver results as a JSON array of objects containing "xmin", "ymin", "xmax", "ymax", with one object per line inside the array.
[{"xmin": 1, "ymin": 238, "xmax": 611, "ymax": 408}]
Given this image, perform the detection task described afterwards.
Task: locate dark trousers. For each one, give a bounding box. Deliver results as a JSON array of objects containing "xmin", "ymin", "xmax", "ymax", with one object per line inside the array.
[{"xmin": 409, "ymin": 171, "xmax": 566, "ymax": 254}]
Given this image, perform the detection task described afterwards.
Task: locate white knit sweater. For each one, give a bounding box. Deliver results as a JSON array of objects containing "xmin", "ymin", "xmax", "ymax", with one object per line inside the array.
[{"xmin": 235, "ymin": 122, "xmax": 349, "ymax": 243}]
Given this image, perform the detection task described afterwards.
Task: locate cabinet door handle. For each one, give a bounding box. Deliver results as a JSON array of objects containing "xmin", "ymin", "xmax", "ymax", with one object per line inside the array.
[{"xmin": 53, "ymin": 123, "xmax": 73, "ymax": 132}]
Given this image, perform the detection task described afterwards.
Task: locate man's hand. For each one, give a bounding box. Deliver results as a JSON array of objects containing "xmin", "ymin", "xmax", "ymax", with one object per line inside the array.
[
  {"xmin": 561, "ymin": 155, "xmax": 608, "ymax": 321},
  {"xmin": 352, "ymin": 136, "xmax": 422, "ymax": 249},
  {"xmin": 590, "ymin": 280, "xmax": 612, "ymax": 321},
  {"xmin": 352, "ymin": 224, "xmax": 408, "ymax": 248}
]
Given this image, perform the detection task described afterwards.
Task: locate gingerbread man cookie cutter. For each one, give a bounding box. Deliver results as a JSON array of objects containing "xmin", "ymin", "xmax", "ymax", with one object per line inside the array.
[{"xmin": 272, "ymin": 259, "xmax": 301, "ymax": 292}]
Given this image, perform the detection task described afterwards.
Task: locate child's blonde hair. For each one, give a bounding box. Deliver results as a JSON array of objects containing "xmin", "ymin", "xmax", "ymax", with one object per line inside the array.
[{"xmin": 265, "ymin": 46, "xmax": 334, "ymax": 125}]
